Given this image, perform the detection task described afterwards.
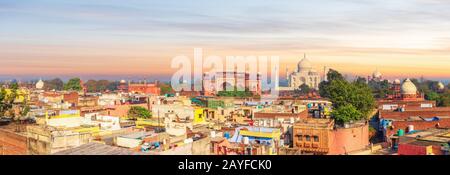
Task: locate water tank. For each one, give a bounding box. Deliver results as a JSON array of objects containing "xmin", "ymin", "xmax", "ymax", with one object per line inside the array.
[
  {"xmin": 408, "ymin": 125, "xmax": 414, "ymax": 132},
  {"xmin": 398, "ymin": 129, "xmax": 405, "ymax": 136},
  {"xmin": 184, "ymin": 138, "xmax": 193, "ymax": 144},
  {"xmin": 243, "ymin": 137, "xmax": 250, "ymax": 145},
  {"xmin": 224, "ymin": 132, "xmax": 230, "ymax": 139}
]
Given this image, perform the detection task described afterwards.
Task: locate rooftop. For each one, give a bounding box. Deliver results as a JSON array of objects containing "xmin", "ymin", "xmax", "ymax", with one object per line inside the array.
[
  {"xmin": 294, "ymin": 118, "xmax": 334, "ymax": 129},
  {"xmin": 53, "ymin": 142, "xmax": 152, "ymax": 155}
]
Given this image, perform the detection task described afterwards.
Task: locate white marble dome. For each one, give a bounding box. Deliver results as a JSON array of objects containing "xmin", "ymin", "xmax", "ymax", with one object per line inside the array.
[
  {"xmin": 394, "ymin": 79, "xmax": 401, "ymax": 84},
  {"xmin": 401, "ymin": 78, "xmax": 417, "ymax": 95},
  {"xmin": 36, "ymin": 79, "xmax": 44, "ymax": 89},
  {"xmin": 437, "ymin": 82, "xmax": 445, "ymax": 90},
  {"xmin": 373, "ymin": 70, "xmax": 382, "ymax": 79},
  {"xmin": 120, "ymin": 79, "xmax": 126, "ymax": 84},
  {"xmin": 297, "ymin": 57, "xmax": 312, "ymax": 72}
]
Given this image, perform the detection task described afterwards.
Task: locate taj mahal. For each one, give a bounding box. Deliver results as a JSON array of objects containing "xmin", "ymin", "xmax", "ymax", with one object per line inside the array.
[{"xmin": 287, "ymin": 54, "xmax": 322, "ymax": 90}]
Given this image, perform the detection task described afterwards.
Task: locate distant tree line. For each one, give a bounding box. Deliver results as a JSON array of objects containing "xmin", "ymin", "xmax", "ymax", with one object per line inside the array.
[
  {"xmin": 42, "ymin": 78, "xmax": 118, "ymax": 92},
  {"xmin": 409, "ymin": 78, "xmax": 450, "ymax": 107},
  {"xmin": 352, "ymin": 76, "xmax": 449, "ymax": 107},
  {"xmin": 217, "ymin": 87, "xmax": 254, "ymax": 97}
]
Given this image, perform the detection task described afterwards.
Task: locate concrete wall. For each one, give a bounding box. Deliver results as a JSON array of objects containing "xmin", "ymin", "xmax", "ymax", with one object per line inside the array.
[
  {"xmin": 328, "ymin": 124, "xmax": 369, "ymax": 155},
  {"xmin": 192, "ymin": 137, "xmax": 211, "ymax": 155},
  {"xmin": 47, "ymin": 117, "xmax": 85, "ymax": 128},
  {"xmin": 155, "ymin": 137, "xmax": 211, "ymax": 155},
  {"xmin": 27, "ymin": 126, "xmax": 92, "ymax": 155}
]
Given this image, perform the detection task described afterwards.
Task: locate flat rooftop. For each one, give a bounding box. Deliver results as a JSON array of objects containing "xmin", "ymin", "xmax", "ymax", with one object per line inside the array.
[
  {"xmin": 294, "ymin": 118, "xmax": 334, "ymax": 129},
  {"xmin": 53, "ymin": 142, "xmax": 152, "ymax": 155}
]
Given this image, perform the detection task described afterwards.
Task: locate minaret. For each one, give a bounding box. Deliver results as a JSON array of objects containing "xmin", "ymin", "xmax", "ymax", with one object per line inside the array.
[
  {"xmin": 286, "ymin": 68, "xmax": 289, "ymax": 81},
  {"xmin": 274, "ymin": 64, "xmax": 279, "ymax": 89}
]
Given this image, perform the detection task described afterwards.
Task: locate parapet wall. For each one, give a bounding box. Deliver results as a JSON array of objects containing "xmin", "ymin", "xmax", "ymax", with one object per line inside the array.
[
  {"xmin": 328, "ymin": 124, "xmax": 369, "ymax": 155},
  {"xmin": 0, "ymin": 129, "xmax": 27, "ymax": 155}
]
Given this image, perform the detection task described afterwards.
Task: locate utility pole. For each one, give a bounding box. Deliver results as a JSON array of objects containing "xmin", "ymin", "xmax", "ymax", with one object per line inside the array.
[{"xmin": 158, "ymin": 109, "xmax": 160, "ymax": 132}]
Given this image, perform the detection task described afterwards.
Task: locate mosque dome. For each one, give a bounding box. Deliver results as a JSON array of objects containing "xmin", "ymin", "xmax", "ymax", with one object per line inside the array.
[
  {"xmin": 297, "ymin": 56, "xmax": 313, "ymax": 72},
  {"xmin": 36, "ymin": 79, "xmax": 44, "ymax": 89},
  {"xmin": 401, "ymin": 78, "xmax": 417, "ymax": 95},
  {"xmin": 120, "ymin": 79, "xmax": 126, "ymax": 84},
  {"xmin": 437, "ymin": 82, "xmax": 445, "ymax": 90},
  {"xmin": 373, "ymin": 70, "xmax": 382, "ymax": 79},
  {"xmin": 394, "ymin": 79, "xmax": 401, "ymax": 84}
]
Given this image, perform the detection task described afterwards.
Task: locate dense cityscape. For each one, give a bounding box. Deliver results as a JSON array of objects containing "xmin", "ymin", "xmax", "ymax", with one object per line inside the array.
[
  {"xmin": 1, "ymin": 0, "xmax": 450, "ymax": 162},
  {"xmin": 1, "ymin": 56, "xmax": 449, "ymax": 155}
]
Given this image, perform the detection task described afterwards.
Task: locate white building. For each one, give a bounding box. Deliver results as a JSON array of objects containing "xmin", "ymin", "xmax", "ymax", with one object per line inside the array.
[
  {"xmin": 36, "ymin": 79, "xmax": 44, "ymax": 89},
  {"xmin": 288, "ymin": 54, "xmax": 321, "ymax": 90}
]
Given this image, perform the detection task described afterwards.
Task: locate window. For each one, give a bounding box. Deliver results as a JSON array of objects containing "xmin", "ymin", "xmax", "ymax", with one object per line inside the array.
[
  {"xmin": 313, "ymin": 136, "xmax": 319, "ymax": 142},
  {"xmin": 305, "ymin": 135, "xmax": 311, "ymax": 141},
  {"xmin": 297, "ymin": 135, "xmax": 302, "ymax": 141}
]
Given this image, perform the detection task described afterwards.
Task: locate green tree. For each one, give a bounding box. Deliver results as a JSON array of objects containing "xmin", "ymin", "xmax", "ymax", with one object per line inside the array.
[
  {"xmin": 319, "ymin": 69, "xmax": 344, "ymax": 97},
  {"xmin": 64, "ymin": 78, "xmax": 82, "ymax": 91},
  {"xmin": 326, "ymin": 69, "xmax": 345, "ymax": 81},
  {"xmin": 85, "ymin": 80, "xmax": 98, "ymax": 92},
  {"xmin": 296, "ymin": 84, "xmax": 311, "ymax": 96},
  {"xmin": 0, "ymin": 82, "xmax": 19, "ymax": 118},
  {"xmin": 0, "ymin": 88, "xmax": 7, "ymax": 117},
  {"xmin": 319, "ymin": 70, "xmax": 375, "ymax": 121},
  {"xmin": 355, "ymin": 77, "xmax": 367, "ymax": 85},
  {"xmin": 107, "ymin": 81, "xmax": 119, "ymax": 91},
  {"xmin": 44, "ymin": 78, "xmax": 64, "ymax": 91},
  {"xmin": 95, "ymin": 80, "xmax": 110, "ymax": 92},
  {"xmin": 331, "ymin": 104, "xmax": 362, "ymax": 124},
  {"xmin": 217, "ymin": 87, "xmax": 253, "ymax": 97},
  {"xmin": 127, "ymin": 106, "xmax": 152, "ymax": 120},
  {"xmin": 160, "ymin": 82, "xmax": 174, "ymax": 95},
  {"xmin": 425, "ymin": 91, "xmax": 440, "ymax": 101},
  {"xmin": 438, "ymin": 92, "xmax": 450, "ymax": 107},
  {"xmin": 368, "ymin": 79, "xmax": 391, "ymax": 98}
]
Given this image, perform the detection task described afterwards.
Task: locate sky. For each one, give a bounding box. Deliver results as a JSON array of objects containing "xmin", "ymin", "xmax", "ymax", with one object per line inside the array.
[{"xmin": 0, "ymin": 0, "xmax": 449, "ymax": 83}]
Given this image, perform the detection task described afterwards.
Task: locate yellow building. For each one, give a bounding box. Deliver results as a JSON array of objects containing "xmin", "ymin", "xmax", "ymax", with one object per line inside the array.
[{"xmin": 193, "ymin": 108, "xmax": 207, "ymax": 124}]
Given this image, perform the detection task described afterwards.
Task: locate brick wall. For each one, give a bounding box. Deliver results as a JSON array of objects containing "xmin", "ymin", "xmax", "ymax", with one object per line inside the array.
[
  {"xmin": 387, "ymin": 118, "xmax": 450, "ymax": 136},
  {"xmin": 254, "ymin": 110, "xmax": 308, "ymax": 119},
  {"xmin": 328, "ymin": 124, "xmax": 369, "ymax": 155},
  {"xmin": 380, "ymin": 110, "xmax": 450, "ymax": 120},
  {"xmin": 103, "ymin": 104, "xmax": 148, "ymax": 118},
  {"xmin": 0, "ymin": 129, "xmax": 28, "ymax": 155},
  {"xmin": 128, "ymin": 84, "xmax": 161, "ymax": 95},
  {"xmin": 398, "ymin": 144, "xmax": 442, "ymax": 155},
  {"xmin": 63, "ymin": 92, "xmax": 79, "ymax": 106}
]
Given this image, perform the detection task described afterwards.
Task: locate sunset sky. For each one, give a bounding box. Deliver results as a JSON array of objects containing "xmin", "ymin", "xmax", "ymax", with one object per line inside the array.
[{"xmin": 0, "ymin": 0, "xmax": 449, "ymax": 82}]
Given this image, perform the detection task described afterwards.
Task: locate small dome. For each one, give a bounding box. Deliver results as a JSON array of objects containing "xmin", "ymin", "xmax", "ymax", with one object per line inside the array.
[
  {"xmin": 36, "ymin": 79, "xmax": 44, "ymax": 89},
  {"xmin": 394, "ymin": 79, "xmax": 401, "ymax": 84},
  {"xmin": 373, "ymin": 70, "xmax": 382, "ymax": 79},
  {"xmin": 401, "ymin": 78, "xmax": 417, "ymax": 95},
  {"xmin": 437, "ymin": 82, "xmax": 445, "ymax": 90},
  {"xmin": 120, "ymin": 79, "xmax": 126, "ymax": 84}
]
